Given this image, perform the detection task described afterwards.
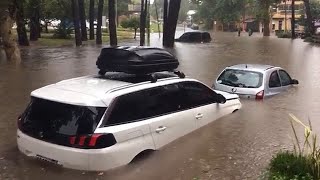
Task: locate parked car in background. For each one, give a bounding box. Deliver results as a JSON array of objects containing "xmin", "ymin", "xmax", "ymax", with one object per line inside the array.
[
  {"xmin": 213, "ymin": 64, "xmax": 299, "ymax": 100},
  {"xmin": 17, "ymin": 47, "xmax": 241, "ymax": 171},
  {"xmin": 175, "ymin": 31, "xmax": 212, "ymax": 43}
]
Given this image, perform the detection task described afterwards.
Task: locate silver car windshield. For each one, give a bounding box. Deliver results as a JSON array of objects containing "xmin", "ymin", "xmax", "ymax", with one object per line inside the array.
[{"xmin": 217, "ymin": 69, "xmax": 263, "ymax": 88}]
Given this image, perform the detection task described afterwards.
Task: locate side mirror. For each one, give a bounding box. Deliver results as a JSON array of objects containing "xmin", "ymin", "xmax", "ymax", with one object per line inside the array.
[
  {"xmin": 291, "ymin": 79, "xmax": 299, "ymax": 85},
  {"xmin": 216, "ymin": 94, "xmax": 226, "ymax": 104}
]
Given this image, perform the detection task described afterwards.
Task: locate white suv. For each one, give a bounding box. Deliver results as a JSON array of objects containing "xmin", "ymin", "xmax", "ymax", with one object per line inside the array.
[
  {"xmin": 17, "ymin": 46, "xmax": 242, "ymax": 171},
  {"xmin": 17, "ymin": 72, "xmax": 241, "ymax": 171}
]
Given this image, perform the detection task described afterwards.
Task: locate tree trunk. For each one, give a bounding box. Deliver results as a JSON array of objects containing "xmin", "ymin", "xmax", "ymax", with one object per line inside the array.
[
  {"xmin": 291, "ymin": 0, "xmax": 296, "ymax": 38},
  {"xmin": 163, "ymin": 0, "xmax": 181, "ymax": 47},
  {"xmin": 134, "ymin": 28, "xmax": 137, "ymax": 39},
  {"xmin": 96, "ymin": 0, "xmax": 104, "ymax": 44},
  {"xmin": 72, "ymin": 0, "xmax": 82, "ymax": 46},
  {"xmin": 14, "ymin": 0, "xmax": 29, "ymax": 46},
  {"xmin": 30, "ymin": 7, "xmax": 39, "ymax": 41},
  {"xmin": 263, "ymin": 19, "xmax": 270, "ymax": 36},
  {"xmin": 263, "ymin": 0, "xmax": 270, "ymax": 36},
  {"xmin": 0, "ymin": 9, "xmax": 21, "ymax": 61},
  {"xmin": 109, "ymin": 0, "xmax": 118, "ymax": 46},
  {"xmin": 89, "ymin": 0, "xmax": 94, "ymax": 40},
  {"xmin": 162, "ymin": 0, "xmax": 168, "ymax": 45},
  {"xmin": 140, "ymin": 0, "xmax": 146, "ymax": 46},
  {"xmin": 78, "ymin": 0, "xmax": 87, "ymax": 41},
  {"xmin": 45, "ymin": 21, "xmax": 48, "ymax": 33},
  {"xmin": 303, "ymin": 0, "xmax": 313, "ymax": 36}
]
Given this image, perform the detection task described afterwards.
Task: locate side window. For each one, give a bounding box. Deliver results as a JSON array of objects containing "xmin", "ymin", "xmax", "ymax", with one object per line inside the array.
[
  {"xmin": 269, "ymin": 71, "xmax": 281, "ymax": 88},
  {"xmin": 179, "ymin": 81, "xmax": 218, "ymax": 109},
  {"xmin": 279, "ymin": 70, "xmax": 292, "ymax": 86},
  {"xmin": 105, "ymin": 84, "xmax": 182, "ymax": 126}
]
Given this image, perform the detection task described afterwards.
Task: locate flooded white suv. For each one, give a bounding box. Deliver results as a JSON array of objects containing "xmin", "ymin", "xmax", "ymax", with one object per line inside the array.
[{"xmin": 17, "ymin": 47, "xmax": 241, "ymax": 171}]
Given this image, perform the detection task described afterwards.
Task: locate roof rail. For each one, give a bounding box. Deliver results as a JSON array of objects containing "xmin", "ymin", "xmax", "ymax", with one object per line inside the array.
[{"xmin": 106, "ymin": 76, "xmax": 181, "ymax": 94}]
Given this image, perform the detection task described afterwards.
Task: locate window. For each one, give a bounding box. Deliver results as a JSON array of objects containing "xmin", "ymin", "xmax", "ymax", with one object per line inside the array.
[
  {"xmin": 105, "ymin": 81, "xmax": 218, "ymax": 126},
  {"xmin": 279, "ymin": 70, "xmax": 292, "ymax": 86},
  {"xmin": 21, "ymin": 97, "xmax": 106, "ymax": 139},
  {"xmin": 179, "ymin": 81, "xmax": 218, "ymax": 108},
  {"xmin": 106, "ymin": 84, "xmax": 183, "ymax": 126},
  {"xmin": 269, "ymin": 71, "xmax": 281, "ymax": 88},
  {"xmin": 217, "ymin": 69, "xmax": 263, "ymax": 88}
]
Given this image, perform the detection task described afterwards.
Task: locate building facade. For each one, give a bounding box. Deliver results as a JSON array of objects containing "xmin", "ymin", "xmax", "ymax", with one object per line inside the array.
[{"xmin": 271, "ymin": 0, "xmax": 305, "ymax": 32}]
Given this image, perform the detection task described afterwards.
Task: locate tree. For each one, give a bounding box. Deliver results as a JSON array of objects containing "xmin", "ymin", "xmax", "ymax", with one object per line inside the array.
[
  {"xmin": 109, "ymin": 0, "xmax": 118, "ymax": 46},
  {"xmin": 14, "ymin": 0, "xmax": 29, "ymax": 46},
  {"xmin": 163, "ymin": 0, "xmax": 181, "ymax": 47},
  {"xmin": 304, "ymin": 0, "xmax": 314, "ymax": 36},
  {"xmin": 121, "ymin": 17, "xmax": 139, "ymax": 39},
  {"xmin": 72, "ymin": 0, "xmax": 82, "ymax": 46},
  {"xmin": 29, "ymin": 0, "xmax": 41, "ymax": 41},
  {"xmin": 96, "ymin": 0, "xmax": 104, "ymax": 44},
  {"xmin": 0, "ymin": 1, "xmax": 21, "ymax": 61},
  {"xmin": 140, "ymin": 0, "xmax": 147, "ymax": 46},
  {"xmin": 78, "ymin": 0, "xmax": 87, "ymax": 41},
  {"xmin": 89, "ymin": 0, "xmax": 94, "ymax": 40}
]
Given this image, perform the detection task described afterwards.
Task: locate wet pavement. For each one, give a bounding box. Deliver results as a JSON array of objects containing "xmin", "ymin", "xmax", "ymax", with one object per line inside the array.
[{"xmin": 1, "ymin": 31, "xmax": 320, "ymax": 180}]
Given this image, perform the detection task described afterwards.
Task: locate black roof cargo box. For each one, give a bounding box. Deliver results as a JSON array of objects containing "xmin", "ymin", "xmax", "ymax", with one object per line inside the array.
[{"xmin": 96, "ymin": 46, "xmax": 179, "ymax": 74}]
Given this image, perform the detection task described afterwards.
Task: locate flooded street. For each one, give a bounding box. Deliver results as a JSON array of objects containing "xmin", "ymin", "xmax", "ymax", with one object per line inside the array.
[{"xmin": 1, "ymin": 31, "xmax": 320, "ymax": 179}]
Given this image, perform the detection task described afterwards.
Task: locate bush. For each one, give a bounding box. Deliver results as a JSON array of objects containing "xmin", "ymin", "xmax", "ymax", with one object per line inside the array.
[
  {"xmin": 268, "ymin": 152, "xmax": 313, "ymax": 180},
  {"xmin": 53, "ymin": 21, "xmax": 73, "ymax": 39},
  {"xmin": 265, "ymin": 114, "xmax": 320, "ymax": 180},
  {"xmin": 277, "ymin": 32, "xmax": 292, "ymax": 39}
]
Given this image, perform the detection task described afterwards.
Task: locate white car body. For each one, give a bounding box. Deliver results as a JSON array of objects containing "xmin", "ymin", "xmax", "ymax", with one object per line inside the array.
[{"xmin": 17, "ymin": 73, "xmax": 241, "ymax": 171}]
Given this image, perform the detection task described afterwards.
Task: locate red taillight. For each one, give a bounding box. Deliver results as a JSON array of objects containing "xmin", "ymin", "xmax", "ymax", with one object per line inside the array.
[
  {"xmin": 88, "ymin": 134, "xmax": 102, "ymax": 147},
  {"xmin": 256, "ymin": 90, "xmax": 264, "ymax": 100},
  {"xmin": 68, "ymin": 133, "xmax": 116, "ymax": 149}
]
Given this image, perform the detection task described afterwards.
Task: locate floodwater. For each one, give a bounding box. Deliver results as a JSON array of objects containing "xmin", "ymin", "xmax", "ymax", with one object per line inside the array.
[{"xmin": 1, "ymin": 31, "xmax": 320, "ymax": 180}]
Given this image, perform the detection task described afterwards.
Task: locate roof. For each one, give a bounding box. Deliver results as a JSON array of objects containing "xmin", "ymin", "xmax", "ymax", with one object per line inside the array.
[
  {"xmin": 30, "ymin": 72, "xmax": 179, "ymax": 107},
  {"xmin": 226, "ymin": 64, "xmax": 275, "ymax": 72}
]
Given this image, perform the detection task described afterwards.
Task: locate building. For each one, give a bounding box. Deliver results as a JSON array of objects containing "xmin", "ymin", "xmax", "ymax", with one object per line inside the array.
[{"xmin": 271, "ymin": 0, "xmax": 305, "ymax": 32}]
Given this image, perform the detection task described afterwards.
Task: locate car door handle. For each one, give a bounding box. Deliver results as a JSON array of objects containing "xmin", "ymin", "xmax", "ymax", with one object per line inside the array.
[
  {"xmin": 155, "ymin": 126, "xmax": 167, "ymax": 133},
  {"xmin": 195, "ymin": 113, "xmax": 203, "ymax": 119}
]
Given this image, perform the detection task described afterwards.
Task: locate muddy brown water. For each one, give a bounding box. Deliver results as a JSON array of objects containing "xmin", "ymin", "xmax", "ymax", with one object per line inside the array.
[{"xmin": 1, "ymin": 32, "xmax": 320, "ymax": 180}]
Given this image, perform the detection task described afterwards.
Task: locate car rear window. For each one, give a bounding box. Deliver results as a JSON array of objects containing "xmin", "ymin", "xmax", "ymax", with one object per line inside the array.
[
  {"xmin": 20, "ymin": 97, "xmax": 106, "ymax": 144},
  {"xmin": 217, "ymin": 69, "xmax": 263, "ymax": 88}
]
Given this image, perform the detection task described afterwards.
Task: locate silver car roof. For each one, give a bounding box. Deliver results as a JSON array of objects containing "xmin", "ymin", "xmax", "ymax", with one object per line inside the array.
[{"xmin": 226, "ymin": 64, "xmax": 276, "ymax": 72}]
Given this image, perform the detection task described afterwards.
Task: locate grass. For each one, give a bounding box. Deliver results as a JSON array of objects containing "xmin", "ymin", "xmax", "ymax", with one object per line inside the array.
[
  {"xmin": 265, "ymin": 114, "xmax": 320, "ymax": 180},
  {"xmin": 150, "ymin": 23, "xmax": 163, "ymax": 33},
  {"xmin": 17, "ymin": 29, "xmax": 135, "ymax": 47}
]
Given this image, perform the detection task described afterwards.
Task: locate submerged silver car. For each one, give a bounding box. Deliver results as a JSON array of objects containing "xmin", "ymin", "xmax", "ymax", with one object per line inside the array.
[{"xmin": 213, "ymin": 64, "xmax": 299, "ymax": 100}]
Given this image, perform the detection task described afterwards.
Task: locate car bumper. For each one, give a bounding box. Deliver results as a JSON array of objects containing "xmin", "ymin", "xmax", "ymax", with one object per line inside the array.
[{"xmin": 17, "ymin": 130, "xmax": 128, "ymax": 171}]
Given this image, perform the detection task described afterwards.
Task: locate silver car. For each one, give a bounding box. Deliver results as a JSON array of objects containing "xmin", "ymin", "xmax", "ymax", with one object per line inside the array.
[{"xmin": 213, "ymin": 64, "xmax": 299, "ymax": 100}]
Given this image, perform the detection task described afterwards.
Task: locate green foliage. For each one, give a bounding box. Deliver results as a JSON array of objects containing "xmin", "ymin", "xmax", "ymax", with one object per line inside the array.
[
  {"xmin": 265, "ymin": 114, "xmax": 320, "ymax": 180},
  {"xmin": 268, "ymin": 152, "xmax": 313, "ymax": 180},
  {"xmin": 53, "ymin": 20, "xmax": 73, "ymax": 39},
  {"xmin": 120, "ymin": 17, "xmax": 140, "ymax": 29},
  {"xmin": 277, "ymin": 32, "xmax": 292, "ymax": 38},
  {"xmin": 310, "ymin": 0, "xmax": 320, "ymax": 20}
]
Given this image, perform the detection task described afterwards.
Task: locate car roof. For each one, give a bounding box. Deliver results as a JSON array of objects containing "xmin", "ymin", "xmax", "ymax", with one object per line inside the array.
[
  {"xmin": 31, "ymin": 72, "xmax": 180, "ymax": 107},
  {"xmin": 226, "ymin": 64, "xmax": 276, "ymax": 72}
]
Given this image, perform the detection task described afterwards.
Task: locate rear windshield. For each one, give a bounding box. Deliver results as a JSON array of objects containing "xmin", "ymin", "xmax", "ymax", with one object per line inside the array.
[
  {"xmin": 20, "ymin": 97, "xmax": 106, "ymax": 142},
  {"xmin": 217, "ymin": 69, "xmax": 263, "ymax": 88}
]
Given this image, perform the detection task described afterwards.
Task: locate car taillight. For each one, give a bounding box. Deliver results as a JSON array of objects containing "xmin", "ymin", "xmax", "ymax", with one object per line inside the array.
[
  {"xmin": 256, "ymin": 90, "xmax": 264, "ymax": 100},
  {"xmin": 69, "ymin": 133, "xmax": 116, "ymax": 149}
]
